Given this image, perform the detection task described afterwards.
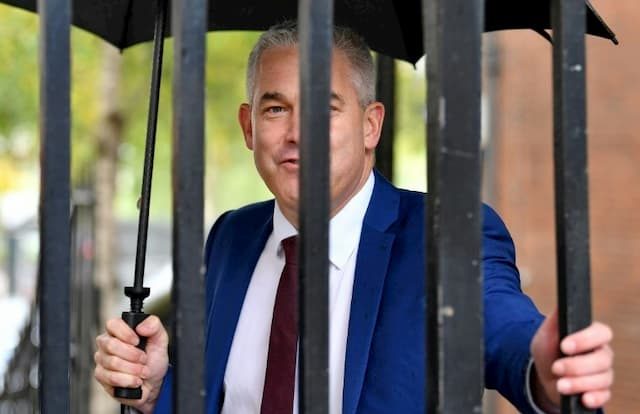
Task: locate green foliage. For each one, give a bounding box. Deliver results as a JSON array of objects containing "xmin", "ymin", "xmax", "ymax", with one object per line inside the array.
[
  {"xmin": 70, "ymin": 29, "xmax": 105, "ymax": 180},
  {"xmin": 0, "ymin": 5, "xmax": 39, "ymax": 189},
  {"xmin": 0, "ymin": 5, "xmax": 106, "ymax": 186},
  {"xmin": 0, "ymin": 4, "xmax": 427, "ymax": 222},
  {"xmin": 0, "ymin": 7, "xmax": 38, "ymax": 139}
]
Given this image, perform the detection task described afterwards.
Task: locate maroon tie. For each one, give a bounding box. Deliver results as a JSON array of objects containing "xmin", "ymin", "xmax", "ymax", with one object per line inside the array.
[{"xmin": 261, "ymin": 236, "xmax": 299, "ymax": 414}]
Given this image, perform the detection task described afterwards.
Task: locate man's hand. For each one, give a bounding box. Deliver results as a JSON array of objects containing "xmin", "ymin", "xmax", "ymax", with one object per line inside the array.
[
  {"xmin": 530, "ymin": 309, "xmax": 614, "ymax": 411},
  {"xmin": 94, "ymin": 315, "xmax": 169, "ymax": 414}
]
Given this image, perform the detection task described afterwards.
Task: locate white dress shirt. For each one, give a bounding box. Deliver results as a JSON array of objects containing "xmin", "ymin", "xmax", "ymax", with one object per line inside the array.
[{"xmin": 221, "ymin": 172, "xmax": 375, "ymax": 414}]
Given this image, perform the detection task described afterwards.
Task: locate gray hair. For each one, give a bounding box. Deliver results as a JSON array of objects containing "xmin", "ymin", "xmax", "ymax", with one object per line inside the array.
[{"xmin": 246, "ymin": 21, "xmax": 376, "ymax": 108}]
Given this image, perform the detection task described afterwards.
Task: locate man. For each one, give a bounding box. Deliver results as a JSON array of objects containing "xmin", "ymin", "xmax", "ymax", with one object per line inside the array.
[{"xmin": 95, "ymin": 22, "xmax": 614, "ymax": 413}]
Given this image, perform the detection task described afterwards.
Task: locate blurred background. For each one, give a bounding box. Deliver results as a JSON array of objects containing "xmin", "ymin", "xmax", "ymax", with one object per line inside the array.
[{"xmin": 0, "ymin": 0, "xmax": 636, "ymax": 412}]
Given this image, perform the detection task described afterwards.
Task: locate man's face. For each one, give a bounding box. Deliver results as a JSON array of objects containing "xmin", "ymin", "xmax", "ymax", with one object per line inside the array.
[{"xmin": 238, "ymin": 46, "xmax": 384, "ymax": 224}]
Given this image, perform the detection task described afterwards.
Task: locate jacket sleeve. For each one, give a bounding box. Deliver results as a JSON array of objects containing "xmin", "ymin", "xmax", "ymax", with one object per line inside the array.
[{"xmin": 482, "ymin": 204, "xmax": 545, "ymax": 413}]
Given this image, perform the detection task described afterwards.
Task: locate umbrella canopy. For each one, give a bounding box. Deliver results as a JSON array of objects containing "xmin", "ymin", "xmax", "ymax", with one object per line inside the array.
[{"xmin": 2, "ymin": 0, "xmax": 617, "ymax": 64}]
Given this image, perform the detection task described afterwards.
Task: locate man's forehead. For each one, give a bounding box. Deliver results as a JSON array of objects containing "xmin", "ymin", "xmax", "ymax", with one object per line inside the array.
[
  {"xmin": 257, "ymin": 45, "xmax": 348, "ymax": 69},
  {"xmin": 255, "ymin": 46, "xmax": 351, "ymax": 83},
  {"xmin": 257, "ymin": 90, "xmax": 346, "ymax": 104},
  {"xmin": 251, "ymin": 46, "xmax": 355, "ymax": 104}
]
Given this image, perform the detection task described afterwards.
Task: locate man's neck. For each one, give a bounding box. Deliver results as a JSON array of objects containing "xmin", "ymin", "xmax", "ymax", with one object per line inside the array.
[
  {"xmin": 280, "ymin": 165, "xmax": 375, "ymax": 228},
  {"xmin": 277, "ymin": 168, "xmax": 375, "ymax": 230}
]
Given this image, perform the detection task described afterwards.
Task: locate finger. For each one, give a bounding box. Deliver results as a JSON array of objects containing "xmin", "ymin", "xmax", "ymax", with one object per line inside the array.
[
  {"xmin": 561, "ymin": 322, "xmax": 613, "ymax": 355},
  {"xmin": 582, "ymin": 389, "xmax": 612, "ymax": 409},
  {"xmin": 96, "ymin": 334, "xmax": 147, "ymax": 364},
  {"xmin": 556, "ymin": 371, "xmax": 613, "ymax": 395},
  {"xmin": 552, "ymin": 345, "xmax": 613, "ymax": 376},
  {"xmin": 95, "ymin": 352, "xmax": 150, "ymax": 378},
  {"xmin": 95, "ymin": 332, "xmax": 110, "ymax": 350},
  {"xmin": 105, "ymin": 318, "xmax": 140, "ymax": 346},
  {"xmin": 136, "ymin": 315, "xmax": 168, "ymax": 348},
  {"xmin": 94, "ymin": 365, "xmax": 143, "ymax": 389}
]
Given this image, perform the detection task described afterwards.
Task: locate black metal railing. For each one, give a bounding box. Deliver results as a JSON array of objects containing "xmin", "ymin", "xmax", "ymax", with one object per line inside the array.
[
  {"xmin": 171, "ymin": 0, "xmax": 207, "ymax": 411},
  {"xmin": 375, "ymin": 54, "xmax": 396, "ymax": 182},
  {"xmin": 38, "ymin": 0, "xmax": 71, "ymax": 412},
  {"xmin": 424, "ymin": 0, "xmax": 485, "ymax": 411},
  {"xmin": 0, "ymin": 191, "xmax": 96, "ymax": 414},
  {"xmin": 298, "ymin": 1, "xmax": 333, "ymax": 413},
  {"xmin": 552, "ymin": 1, "xmax": 593, "ymax": 412},
  {"xmin": 0, "ymin": 305, "xmax": 38, "ymax": 413},
  {"xmin": 25, "ymin": 0, "xmax": 594, "ymax": 413}
]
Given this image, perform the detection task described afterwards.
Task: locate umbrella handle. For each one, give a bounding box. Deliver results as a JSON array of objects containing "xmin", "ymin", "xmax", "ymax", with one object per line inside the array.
[{"xmin": 114, "ymin": 311, "xmax": 149, "ymax": 400}]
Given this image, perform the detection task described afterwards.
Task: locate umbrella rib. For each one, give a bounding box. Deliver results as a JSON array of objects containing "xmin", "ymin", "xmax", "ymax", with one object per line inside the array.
[
  {"xmin": 118, "ymin": 0, "xmax": 134, "ymax": 49},
  {"xmin": 533, "ymin": 28, "xmax": 554, "ymax": 44},
  {"xmin": 586, "ymin": 0, "xmax": 619, "ymax": 45}
]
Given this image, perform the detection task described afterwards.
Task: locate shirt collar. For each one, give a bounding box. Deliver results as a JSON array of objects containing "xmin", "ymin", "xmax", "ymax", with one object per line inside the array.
[
  {"xmin": 272, "ymin": 171, "xmax": 375, "ymax": 269},
  {"xmin": 273, "ymin": 202, "xmax": 298, "ymax": 255}
]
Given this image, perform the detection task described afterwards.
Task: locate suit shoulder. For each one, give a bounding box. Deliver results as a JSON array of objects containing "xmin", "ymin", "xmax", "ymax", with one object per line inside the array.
[
  {"xmin": 395, "ymin": 187, "xmax": 426, "ymax": 217},
  {"xmin": 381, "ymin": 186, "xmax": 425, "ymax": 231},
  {"xmin": 204, "ymin": 199, "xmax": 274, "ymax": 256},
  {"xmin": 388, "ymin": 185, "xmax": 424, "ymax": 206},
  {"xmin": 389, "ymin": 187, "xmax": 511, "ymax": 238},
  {"xmin": 213, "ymin": 199, "xmax": 274, "ymax": 231}
]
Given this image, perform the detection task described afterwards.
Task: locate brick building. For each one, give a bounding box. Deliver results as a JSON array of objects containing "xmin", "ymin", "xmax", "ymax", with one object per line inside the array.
[{"xmin": 487, "ymin": 1, "xmax": 639, "ymax": 412}]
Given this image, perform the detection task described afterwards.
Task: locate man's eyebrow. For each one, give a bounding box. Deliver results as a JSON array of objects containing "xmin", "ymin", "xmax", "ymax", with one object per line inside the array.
[
  {"xmin": 331, "ymin": 92, "xmax": 346, "ymax": 105},
  {"xmin": 259, "ymin": 91, "xmax": 345, "ymax": 105},
  {"xmin": 259, "ymin": 91, "xmax": 286, "ymax": 103}
]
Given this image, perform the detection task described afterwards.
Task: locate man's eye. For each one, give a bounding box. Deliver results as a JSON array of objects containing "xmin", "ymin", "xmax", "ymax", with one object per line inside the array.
[{"xmin": 266, "ymin": 106, "xmax": 285, "ymax": 114}]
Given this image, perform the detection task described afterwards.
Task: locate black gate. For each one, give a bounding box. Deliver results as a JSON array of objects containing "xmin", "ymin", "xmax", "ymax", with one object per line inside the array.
[{"xmin": 26, "ymin": 0, "xmax": 597, "ymax": 413}]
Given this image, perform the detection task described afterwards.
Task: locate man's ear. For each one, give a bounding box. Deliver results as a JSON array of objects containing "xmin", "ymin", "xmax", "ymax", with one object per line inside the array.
[
  {"xmin": 363, "ymin": 101, "xmax": 385, "ymax": 150},
  {"xmin": 238, "ymin": 103, "xmax": 254, "ymax": 150}
]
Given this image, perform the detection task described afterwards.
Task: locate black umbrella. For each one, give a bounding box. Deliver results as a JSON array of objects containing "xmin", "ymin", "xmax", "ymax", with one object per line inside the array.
[
  {"xmin": 0, "ymin": 0, "xmax": 617, "ymax": 411},
  {"xmin": 3, "ymin": 0, "xmax": 618, "ymax": 64}
]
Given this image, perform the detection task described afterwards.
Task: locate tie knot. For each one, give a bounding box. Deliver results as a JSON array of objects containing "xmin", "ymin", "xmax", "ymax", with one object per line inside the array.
[{"xmin": 281, "ymin": 236, "xmax": 298, "ymax": 266}]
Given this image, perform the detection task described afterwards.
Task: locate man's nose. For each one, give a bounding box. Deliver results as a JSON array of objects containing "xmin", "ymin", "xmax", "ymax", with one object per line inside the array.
[{"xmin": 285, "ymin": 113, "xmax": 300, "ymax": 143}]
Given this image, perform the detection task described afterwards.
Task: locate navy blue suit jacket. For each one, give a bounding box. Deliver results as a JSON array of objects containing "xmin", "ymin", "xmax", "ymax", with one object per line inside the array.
[{"xmin": 155, "ymin": 171, "xmax": 545, "ymax": 413}]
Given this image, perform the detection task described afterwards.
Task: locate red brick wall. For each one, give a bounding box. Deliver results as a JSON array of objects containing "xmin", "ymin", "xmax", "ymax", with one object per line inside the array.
[{"xmin": 491, "ymin": 1, "xmax": 640, "ymax": 412}]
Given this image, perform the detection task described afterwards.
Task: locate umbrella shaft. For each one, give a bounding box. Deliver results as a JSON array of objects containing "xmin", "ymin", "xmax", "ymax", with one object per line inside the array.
[
  {"xmin": 122, "ymin": 405, "xmax": 143, "ymax": 414},
  {"xmin": 133, "ymin": 0, "xmax": 167, "ymax": 289}
]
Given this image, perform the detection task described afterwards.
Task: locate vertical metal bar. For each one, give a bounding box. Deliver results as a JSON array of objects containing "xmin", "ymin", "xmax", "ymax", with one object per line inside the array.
[
  {"xmin": 37, "ymin": 0, "xmax": 71, "ymax": 412},
  {"xmin": 70, "ymin": 190, "xmax": 96, "ymax": 414},
  {"xmin": 7, "ymin": 233, "xmax": 17, "ymax": 294},
  {"xmin": 171, "ymin": 0, "xmax": 206, "ymax": 411},
  {"xmin": 375, "ymin": 55, "xmax": 396, "ymax": 181},
  {"xmin": 298, "ymin": 0, "xmax": 333, "ymax": 412},
  {"xmin": 551, "ymin": 1, "xmax": 592, "ymax": 413},
  {"xmin": 423, "ymin": 0, "xmax": 484, "ymax": 412}
]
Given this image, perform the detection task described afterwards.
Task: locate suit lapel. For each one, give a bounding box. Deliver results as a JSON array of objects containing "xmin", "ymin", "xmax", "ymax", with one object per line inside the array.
[
  {"xmin": 343, "ymin": 172, "xmax": 400, "ymax": 414},
  {"xmin": 206, "ymin": 207, "xmax": 273, "ymax": 410}
]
